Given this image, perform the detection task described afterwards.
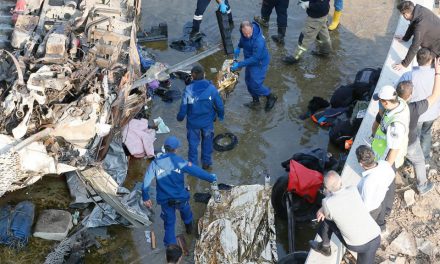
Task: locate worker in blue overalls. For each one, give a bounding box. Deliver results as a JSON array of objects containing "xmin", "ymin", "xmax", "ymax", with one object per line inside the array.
[
  {"xmin": 231, "ymin": 21, "xmax": 278, "ymax": 111},
  {"xmin": 177, "ymin": 65, "xmax": 224, "ymax": 170},
  {"xmin": 142, "ymin": 136, "xmax": 217, "ymax": 246}
]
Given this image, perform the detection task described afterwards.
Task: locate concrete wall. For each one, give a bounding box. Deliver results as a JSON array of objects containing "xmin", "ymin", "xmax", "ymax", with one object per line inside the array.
[{"xmin": 305, "ymin": 0, "xmax": 435, "ymax": 263}]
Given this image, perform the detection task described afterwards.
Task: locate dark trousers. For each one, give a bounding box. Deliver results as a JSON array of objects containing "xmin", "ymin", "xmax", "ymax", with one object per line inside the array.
[
  {"xmin": 192, "ymin": 0, "xmax": 231, "ymax": 32},
  {"xmin": 369, "ymin": 203, "xmax": 385, "ymax": 230},
  {"xmin": 260, "ymin": 0, "xmax": 290, "ymax": 27},
  {"xmin": 384, "ymin": 178, "xmax": 396, "ymax": 217},
  {"xmin": 160, "ymin": 200, "xmax": 193, "ymax": 246},
  {"xmin": 417, "ymin": 120, "xmax": 434, "ymax": 162},
  {"xmin": 319, "ymin": 220, "xmax": 380, "ymax": 264}
]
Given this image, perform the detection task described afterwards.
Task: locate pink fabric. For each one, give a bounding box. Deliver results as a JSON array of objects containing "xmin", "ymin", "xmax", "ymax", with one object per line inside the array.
[{"xmin": 122, "ymin": 118, "xmax": 156, "ymax": 158}]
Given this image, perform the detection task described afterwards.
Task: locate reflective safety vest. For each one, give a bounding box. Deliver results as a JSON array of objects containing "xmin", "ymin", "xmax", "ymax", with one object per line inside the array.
[{"xmin": 371, "ymin": 99, "xmax": 409, "ymax": 168}]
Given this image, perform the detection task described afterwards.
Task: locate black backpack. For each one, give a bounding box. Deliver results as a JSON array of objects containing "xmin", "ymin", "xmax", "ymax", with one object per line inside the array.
[{"xmin": 352, "ymin": 67, "xmax": 381, "ymax": 101}]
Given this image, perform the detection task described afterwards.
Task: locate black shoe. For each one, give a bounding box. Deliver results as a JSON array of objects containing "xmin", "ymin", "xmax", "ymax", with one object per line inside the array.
[
  {"xmin": 282, "ymin": 55, "xmax": 300, "ymax": 65},
  {"xmin": 311, "ymin": 50, "xmax": 330, "ymax": 57},
  {"xmin": 253, "ymin": 16, "xmax": 269, "ymax": 28},
  {"xmin": 185, "ymin": 222, "xmax": 193, "ymax": 235},
  {"xmin": 244, "ymin": 97, "xmax": 260, "ymax": 109},
  {"xmin": 189, "ymin": 30, "xmax": 203, "ymax": 42},
  {"xmin": 265, "ymin": 94, "xmax": 277, "ymax": 112},
  {"xmin": 309, "ymin": 241, "xmax": 331, "ymax": 256},
  {"xmin": 202, "ymin": 164, "xmax": 212, "ymax": 170},
  {"xmin": 271, "ymin": 34, "xmax": 285, "ymax": 45}
]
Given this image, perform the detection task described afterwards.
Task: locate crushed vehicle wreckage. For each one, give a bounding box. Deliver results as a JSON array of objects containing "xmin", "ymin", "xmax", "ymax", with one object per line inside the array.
[
  {"xmin": 0, "ymin": 0, "xmax": 151, "ymax": 228},
  {"xmin": 0, "ymin": 0, "xmax": 250, "ymax": 261}
]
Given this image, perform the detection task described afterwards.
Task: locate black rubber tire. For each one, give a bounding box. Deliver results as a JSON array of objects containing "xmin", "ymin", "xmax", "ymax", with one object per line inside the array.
[
  {"xmin": 213, "ymin": 133, "xmax": 238, "ymax": 152},
  {"xmin": 277, "ymin": 251, "xmax": 308, "ymax": 264},
  {"xmin": 271, "ymin": 175, "xmax": 320, "ymax": 222}
]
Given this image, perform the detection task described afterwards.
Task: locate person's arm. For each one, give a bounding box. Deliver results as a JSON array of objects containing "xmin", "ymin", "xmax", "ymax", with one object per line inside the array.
[
  {"xmin": 358, "ymin": 181, "xmax": 374, "ymax": 212},
  {"xmin": 385, "ymin": 121, "xmax": 406, "ymax": 166},
  {"xmin": 212, "ymin": 87, "xmax": 224, "ymax": 121},
  {"xmin": 177, "ymin": 89, "xmax": 189, "ymax": 122},
  {"xmin": 142, "ymin": 162, "xmax": 156, "ymax": 207},
  {"xmin": 182, "ymin": 162, "xmax": 217, "ymax": 183},
  {"xmin": 237, "ymin": 38, "xmax": 266, "ymax": 67},
  {"xmin": 371, "ymin": 109, "xmax": 383, "ymax": 136},
  {"xmin": 426, "ymin": 58, "xmax": 440, "ymax": 107},
  {"xmin": 401, "ymin": 27, "xmax": 424, "ymax": 67},
  {"xmin": 402, "ymin": 22, "xmax": 415, "ymax": 42}
]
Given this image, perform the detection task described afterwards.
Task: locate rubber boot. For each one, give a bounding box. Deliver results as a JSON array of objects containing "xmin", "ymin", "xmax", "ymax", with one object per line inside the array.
[
  {"xmin": 253, "ymin": 16, "xmax": 269, "ymax": 28},
  {"xmin": 244, "ymin": 96, "xmax": 260, "ymax": 109},
  {"xmin": 328, "ymin": 10, "xmax": 342, "ymax": 31},
  {"xmin": 271, "ymin": 27, "xmax": 286, "ymax": 45},
  {"xmin": 265, "ymin": 93, "xmax": 277, "ymax": 112},
  {"xmin": 282, "ymin": 45, "xmax": 306, "ymax": 65}
]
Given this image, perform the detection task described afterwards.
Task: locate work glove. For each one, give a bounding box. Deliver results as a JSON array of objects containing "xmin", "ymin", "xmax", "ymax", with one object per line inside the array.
[
  {"xmin": 233, "ymin": 47, "xmax": 240, "ymax": 59},
  {"xmin": 230, "ymin": 62, "xmax": 240, "ymax": 71},
  {"xmin": 298, "ymin": 0, "xmax": 309, "ymax": 10},
  {"xmin": 218, "ymin": 1, "xmax": 228, "ymax": 14}
]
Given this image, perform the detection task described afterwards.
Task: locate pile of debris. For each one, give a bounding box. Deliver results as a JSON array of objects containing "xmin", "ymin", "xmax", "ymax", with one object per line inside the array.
[{"xmin": 0, "ymin": 0, "xmax": 149, "ymax": 196}]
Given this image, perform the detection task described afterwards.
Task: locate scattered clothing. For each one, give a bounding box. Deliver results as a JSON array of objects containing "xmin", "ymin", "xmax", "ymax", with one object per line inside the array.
[
  {"xmin": 0, "ymin": 201, "xmax": 35, "ymax": 249},
  {"xmin": 122, "ymin": 118, "xmax": 156, "ymax": 158},
  {"xmin": 153, "ymin": 117, "xmax": 170, "ymax": 134}
]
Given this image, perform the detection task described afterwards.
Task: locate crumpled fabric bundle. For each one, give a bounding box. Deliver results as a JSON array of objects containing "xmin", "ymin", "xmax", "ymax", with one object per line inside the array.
[
  {"xmin": 122, "ymin": 118, "xmax": 156, "ymax": 158},
  {"xmin": 0, "ymin": 201, "xmax": 35, "ymax": 249},
  {"xmin": 195, "ymin": 185, "xmax": 278, "ymax": 264}
]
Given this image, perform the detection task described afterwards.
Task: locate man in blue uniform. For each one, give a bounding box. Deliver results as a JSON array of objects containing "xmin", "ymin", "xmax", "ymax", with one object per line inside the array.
[
  {"xmin": 177, "ymin": 65, "xmax": 224, "ymax": 170},
  {"xmin": 142, "ymin": 136, "xmax": 217, "ymax": 246},
  {"xmin": 191, "ymin": 0, "xmax": 233, "ymax": 38},
  {"xmin": 231, "ymin": 21, "xmax": 277, "ymax": 111}
]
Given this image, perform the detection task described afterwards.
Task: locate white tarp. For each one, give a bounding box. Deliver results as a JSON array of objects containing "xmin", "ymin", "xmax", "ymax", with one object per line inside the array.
[{"xmin": 195, "ymin": 184, "xmax": 278, "ymax": 264}]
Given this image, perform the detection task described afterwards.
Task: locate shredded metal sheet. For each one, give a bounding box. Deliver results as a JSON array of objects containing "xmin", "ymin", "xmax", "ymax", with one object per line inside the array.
[{"xmin": 195, "ymin": 185, "xmax": 278, "ymax": 264}]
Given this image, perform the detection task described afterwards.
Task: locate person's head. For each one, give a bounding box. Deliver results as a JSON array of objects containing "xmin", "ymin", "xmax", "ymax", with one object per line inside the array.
[
  {"xmin": 240, "ymin": 21, "xmax": 253, "ymax": 39},
  {"xmin": 191, "ymin": 65, "xmax": 205, "ymax": 81},
  {"xmin": 396, "ymin": 80, "xmax": 414, "ymax": 102},
  {"xmin": 166, "ymin": 244, "xmax": 183, "ymax": 264},
  {"xmin": 164, "ymin": 136, "xmax": 181, "ymax": 153},
  {"xmin": 356, "ymin": 145, "xmax": 377, "ymax": 169},
  {"xmin": 416, "ymin": 48, "xmax": 433, "ymax": 66},
  {"xmin": 397, "ymin": 1, "xmax": 415, "ymax": 21},
  {"xmin": 323, "ymin": 170, "xmax": 342, "ymax": 193},
  {"xmin": 373, "ymin": 85, "xmax": 400, "ymax": 110}
]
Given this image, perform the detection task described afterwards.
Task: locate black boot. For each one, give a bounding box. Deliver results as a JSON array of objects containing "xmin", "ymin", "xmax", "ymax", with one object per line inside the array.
[
  {"xmin": 282, "ymin": 55, "xmax": 300, "ymax": 65},
  {"xmin": 244, "ymin": 96, "xmax": 260, "ymax": 109},
  {"xmin": 253, "ymin": 16, "xmax": 269, "ymax": 28},
  {"xmin": 271, "ymin": 27, "xmax": 286, "ymax": 45},
  {"xmin": 309, "ymin": 241, "xmax": 331, "ymax": 256},
  {"xmin": 265, "ymin": 93, "xmax": 277, "ymax": 112}
]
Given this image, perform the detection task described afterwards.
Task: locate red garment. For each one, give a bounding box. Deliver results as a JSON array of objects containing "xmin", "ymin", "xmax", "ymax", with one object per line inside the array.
[{"xmin": 287, "ymin": 160, "xmax": 323, "ymax": 203}]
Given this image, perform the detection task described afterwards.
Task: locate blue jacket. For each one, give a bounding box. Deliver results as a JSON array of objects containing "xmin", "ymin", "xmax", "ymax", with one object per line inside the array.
[
  {"xmin": 177, "ymin": 79, "xmax": 224, "ymax": 129},
  {"xmin": 237, "ymin": 22, "xmax": 270, "ymax": 68},
  {"xmin": 142, "ymin": 153, "xmax": 216, "ymax": 205}
]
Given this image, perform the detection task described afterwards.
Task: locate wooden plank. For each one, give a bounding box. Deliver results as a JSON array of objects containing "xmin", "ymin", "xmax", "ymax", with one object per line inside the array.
[
  {"xmin": 305, "ymin": 0, "xmax": 435, "ymax": 263},
  {"xmin": 79, "ymin": 167, "xmax": 151, "ymax": 228}
]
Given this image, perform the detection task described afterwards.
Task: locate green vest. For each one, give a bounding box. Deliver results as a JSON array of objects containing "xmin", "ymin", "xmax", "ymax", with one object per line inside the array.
[{"xmin": 371, "ymin": 100, "xmax": 409, "ymax": 167}]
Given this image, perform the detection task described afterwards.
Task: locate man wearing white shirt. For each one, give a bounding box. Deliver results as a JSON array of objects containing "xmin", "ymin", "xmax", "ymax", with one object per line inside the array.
[{"xmin": 356, "ymin": 145, "xmax": 395, "ymax": 232}]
